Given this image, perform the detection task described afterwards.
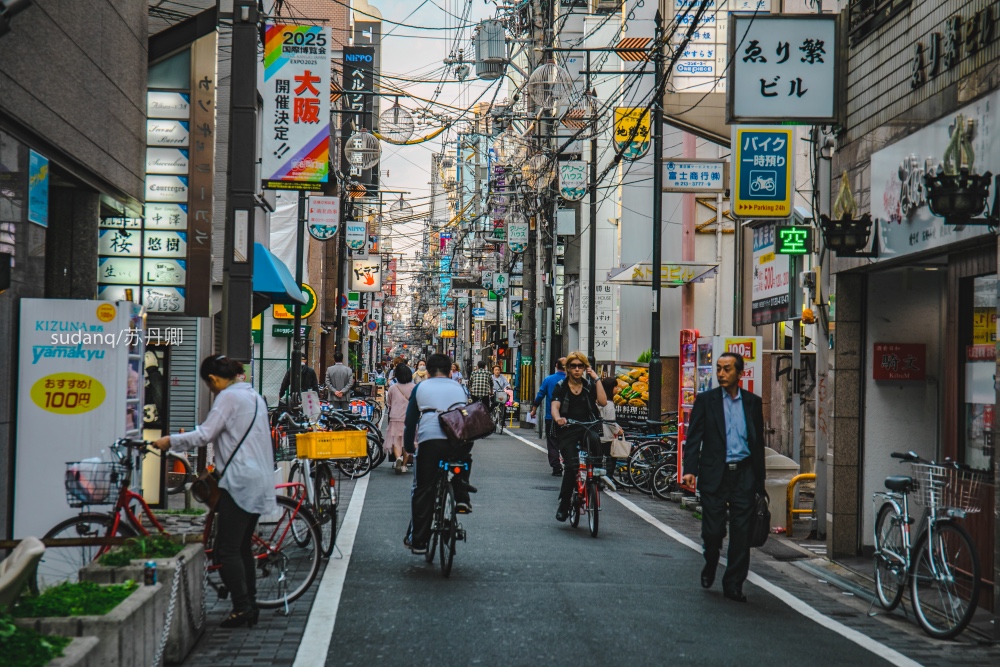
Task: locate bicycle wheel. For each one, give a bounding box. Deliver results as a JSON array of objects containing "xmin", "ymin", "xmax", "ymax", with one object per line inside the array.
[
  {"xmin": 314, "ymin": 463, "xmax": 337, "ymax": 557},
  {"xmin": 439, "ymin": 482, "xmax": 457, "ymax": 577},
  {"xmin": 628, "ymin": 443, "xmax": 668, "ymax": 493},
  {"xmin": 651, "ymin": 460, "xmax": 678, "ymax": 501},
  {"xmin": 910, "ymin": 520, "xmax": 981, "ymax": 639},
  {"xmin": 610, "ymin": 458, "xmax": 635, "ymax": 489},
  {"xmin": 287, "ymin": 460, "xmax": 309, "ymax": 496},
  {"xmin": 40, "ymin": 514, "xmax": 135, "ymax": 587},
  {"xmin": 587, "ymin": 481, "xmax": 600, "ymax": 538},
  {"xmin": 165, "ymin": 452, "xmax": 190, "ymax": 495},
  {"xmin": 873, "ymin": 502, "xmax": 906, "ymax": 611},
  {"xmin": 254, "ymin": 495, "xmax": 323, "ymax": 609},
  {"xmin": 569, "ymin": 488, "xmax": 581, "ymax": 528}
]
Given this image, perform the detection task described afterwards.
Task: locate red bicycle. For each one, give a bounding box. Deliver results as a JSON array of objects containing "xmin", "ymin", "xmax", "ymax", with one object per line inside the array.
[
  {"xmin": 42, "ymin": 439, "xmax": 322, "ymax": 609},
  {"xmin": 564, "ymin": 419, "xmax": 607, "ymax": 538}
]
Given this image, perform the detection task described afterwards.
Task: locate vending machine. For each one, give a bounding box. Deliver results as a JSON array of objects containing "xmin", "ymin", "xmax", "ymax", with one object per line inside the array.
[
  {"xmin": 14, "ymin": 299, "xmax": 145, "ymax": 539},
  {"xmin": 678, "ymin": 332, "xmax": 762, "ymax": 491}
]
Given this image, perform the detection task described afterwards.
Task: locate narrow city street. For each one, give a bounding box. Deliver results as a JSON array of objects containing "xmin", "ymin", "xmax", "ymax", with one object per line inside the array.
[{"xmin": 180, "ymin": 428, "xmax": 1000, "ymax": 667}]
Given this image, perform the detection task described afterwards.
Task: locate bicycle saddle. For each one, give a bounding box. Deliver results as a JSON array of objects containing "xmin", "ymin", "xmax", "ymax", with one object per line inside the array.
[{"xmin": 884, "ymin": 475, "xmax": 914, "ymax": 493}]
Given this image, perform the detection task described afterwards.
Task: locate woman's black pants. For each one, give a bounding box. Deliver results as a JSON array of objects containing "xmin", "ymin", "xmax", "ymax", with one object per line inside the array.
[{"xmin": 215, "ymin": 488, "xmax": 260, "ymax": 612}]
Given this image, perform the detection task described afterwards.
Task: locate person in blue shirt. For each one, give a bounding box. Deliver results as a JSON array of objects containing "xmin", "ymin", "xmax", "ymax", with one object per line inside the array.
[{"xmin": 530, "ymin": 357, "xmax": 566, "ymax": 476}]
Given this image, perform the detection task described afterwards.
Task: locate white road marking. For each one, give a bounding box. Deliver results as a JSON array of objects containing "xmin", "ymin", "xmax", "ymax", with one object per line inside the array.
[
  {"xmin": 293, "ymin": 474, "xmax": 370, "ymax": 667},
  {"xmin": 505, "ymin": 429, "xmax": 547, "ymax": 454},
  {"xmin": 508, "ymin": 433, "xmax": 923, "ymax": 667}
]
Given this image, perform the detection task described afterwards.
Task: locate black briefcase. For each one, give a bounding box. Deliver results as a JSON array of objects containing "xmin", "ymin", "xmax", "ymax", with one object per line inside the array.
[{"xmin": 748, "ymin": 491, "xmax": 771, "ymax": 548}]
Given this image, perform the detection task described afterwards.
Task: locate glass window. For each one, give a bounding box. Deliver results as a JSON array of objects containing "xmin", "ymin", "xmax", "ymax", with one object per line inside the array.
[
  {"xmin": 963, "ymin": 275, "xmax": 996, "ymax": 470},
  {"xmin": 148, "ymin": 50, "xmax": 191, "ymax": 90}
]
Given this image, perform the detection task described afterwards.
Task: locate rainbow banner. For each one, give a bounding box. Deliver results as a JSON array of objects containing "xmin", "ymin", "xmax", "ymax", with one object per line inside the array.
[{"xmin": 261, "ymin": 24, "xmax": 330, "ymax": 189}]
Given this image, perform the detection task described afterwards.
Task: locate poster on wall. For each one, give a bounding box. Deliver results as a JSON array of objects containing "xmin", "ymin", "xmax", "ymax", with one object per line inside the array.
[
  {"xmin": 260, "ymin": 24, "xmax": 331, "ymax": 190},
  {"xmin": 611, "ymin": 363, "xmax": 650, "ymax": 421},
  {"xmin": 871, "ymin": 89, "xmax": 1000, "ymax": 259},
  {"xmin": 751, "ymin": 222, "xmax": 790, "ymax": 325}
]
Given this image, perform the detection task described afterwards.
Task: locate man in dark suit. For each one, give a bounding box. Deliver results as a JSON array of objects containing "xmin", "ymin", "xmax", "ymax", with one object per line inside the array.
[{"xmin": 682, "ymin": 352, "xmax": 766, "ymax": 603}]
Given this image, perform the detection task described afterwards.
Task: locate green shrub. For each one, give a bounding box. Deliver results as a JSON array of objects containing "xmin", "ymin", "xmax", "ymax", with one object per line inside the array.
[
  {"xmin": 1, "ymin": 614, "xmax": 71, "ymax": 667},
  {"xmin": 98, "ymin": 535, "xmax": 183, "ymax": 567},
  {"xmin": 636, "ymin": 349, "xmax": 652, "ymax": 363},
  {"xmin": 12, "ymin": 581, "xmax": 137, "ymax": 618}
]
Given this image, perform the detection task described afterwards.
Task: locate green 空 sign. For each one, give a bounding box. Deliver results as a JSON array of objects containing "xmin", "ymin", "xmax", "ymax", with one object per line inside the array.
[{"xmin": 775, "ymin": 225, "xmax": 812, "ymax": 255}]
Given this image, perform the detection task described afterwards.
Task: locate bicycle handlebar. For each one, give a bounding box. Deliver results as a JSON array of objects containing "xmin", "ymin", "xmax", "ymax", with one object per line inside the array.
[{"xmin": 890, "ymin": 451, "xmax": 973, "ymax": 470}]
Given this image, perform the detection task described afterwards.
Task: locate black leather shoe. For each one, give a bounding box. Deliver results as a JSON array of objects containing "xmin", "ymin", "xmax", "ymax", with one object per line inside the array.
[
  {"xmin": 555, "ymin": 508, "xmax": 569, "ymax": 522},
  {"xmin": 551, "ymin": 468, "xmax": 563, "ymax": 476},
  {"xmin": 219, "ymin": 608, "xmax": 257, "ymax": 628},
  {"xmin": 700, "ymin": 562, "xmax": 717, "ymax": 589},
  {"xmin": 467, "ymin": 484, "xmax": 478, "ymax": 494},
  {"xmin": 724, "ymin": 588, "xmax": 747, "ymax": 603}
]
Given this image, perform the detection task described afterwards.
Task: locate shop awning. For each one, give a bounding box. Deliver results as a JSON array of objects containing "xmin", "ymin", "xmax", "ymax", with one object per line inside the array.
[
  {"xmin": 606, "ymin": 262, "xmax": 718, "ymax": 287},
  {"xmin": 252, "ymin": 242, "xmax": 307, "ymax": 305}
]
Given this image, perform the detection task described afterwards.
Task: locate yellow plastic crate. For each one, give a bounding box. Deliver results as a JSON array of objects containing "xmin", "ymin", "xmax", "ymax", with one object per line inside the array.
[{"xmin": 295, "ymin": 430, "xmax": 368, "ymax": 459}]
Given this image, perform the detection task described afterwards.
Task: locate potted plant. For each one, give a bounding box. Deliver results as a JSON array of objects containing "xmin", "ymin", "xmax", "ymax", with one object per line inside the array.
[
  {"xmin": 2, "ymin": 611, "xmax": 80, "ymax": 667},
  {"xmin": 11, "ymin": 580, "xmax": 163, "ymax": 667}
]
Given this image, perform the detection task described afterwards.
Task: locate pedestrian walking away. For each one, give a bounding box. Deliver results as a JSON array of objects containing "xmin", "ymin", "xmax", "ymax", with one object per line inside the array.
[
  {"xmin": 531, "ymin": 357, "xmax": 567, "ymax": 476},
  {"xmin": 403, "ymin": 354, "xmax": 475, "ymax": 555},
  {"xmin": 550, "ymin": 351, "xmax": 607, "ymax": 522},
  {"xmin": 385, "ymin": 364, "xmax": 415, "ymax": 473},
  {"xmin": 154, "ymin": 355, "xmax": 277, "ymax": 629},
  {"xmin": 467, "ymin": 360, "xmax": 492, "ymax": 408},
  {"xmin": 682, "ymin": 352, "xmax": 766, "ymax": 604},
  {"xmin": 325, "ymin": 351, "xmax": 354, "ymax": 411}
]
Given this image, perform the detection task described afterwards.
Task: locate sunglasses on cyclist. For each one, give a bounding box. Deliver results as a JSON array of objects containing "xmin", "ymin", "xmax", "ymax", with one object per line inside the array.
[{"xmin": 567, "ymin": 363, "xmax": 586, "ymax": 369}]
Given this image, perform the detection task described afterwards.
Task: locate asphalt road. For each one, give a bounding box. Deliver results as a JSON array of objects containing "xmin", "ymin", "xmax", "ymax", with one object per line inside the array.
[{"xmin": 321, "ymin": 430, "xmax": 891, "ymax": 667}]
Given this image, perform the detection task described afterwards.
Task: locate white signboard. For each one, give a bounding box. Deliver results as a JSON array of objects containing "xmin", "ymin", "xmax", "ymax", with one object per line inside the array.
[
  {"xmin": 663, "ymin": 159, "xmax": 727, "ymax": 192},
  {"xmin": 143, "ymin": 231, "xmax": 187, "ymax": 258},
  {"xmin": 98, "ymin": 229, "xmax": 142, "ymax": 257},
  {"xmin": 345, "ymin": 219, "xmax": 367, "ymax": 250},
  {"xmin": 352, "ymin": 257, "xmax": 382, "ymax": 292},
  {"xmin": 750, "ymin": 222, "xmax": 790, "ymax": 326},
  {"xmin": 594, "ymin": 282, "xmax": 616, "ymax": 355},
  {"xmin": 492, "ymin": 272, "xmax": 509, "ymax": 292},
  {"xmin": 481, "ymin": 271, "xmax": 493, "ymax": 289},
  {"xmin": 261, "ymin": 24, "xmax": 331, "ymax": 189},
  {"xmin": 146, "ymin": 91, "xmax": 191, "ymax": 119},
  {"xmin": 871, "ymin": 89, "xmax": 997, "ymax": 259},
  {"xmin": 144, "ymin": 175, "xmax": 189, "ymax": 203},
  {"xmin": 559, "ymin": 161, "xmax": 587, "ymax": 201},
  {"xmin": 507, "ymin": 218, "xmax": 529, "ymax": 253},
  {"xmin": 146, "ymin": 120, "xmax": 189, "ymax": 147},
  {"xmin": 14, "ymin": 299, "xmax": 144, "ymax": 542},
  {"xmin": 99, "ymin": 257, "xmax": 141, "ymax": 285},
  {"xmin": 307, "ymin": 195, "xmax": 340, "ymax": 240},
  {"xmin": 143, "ymin": 258, "xmax": 187, "ymax": 285},
  {"xmin": 143, "ymin": 286, "xmax": 185, "ymax": 313},
  {"xmin": 727, "ymin": 14, "xmax": 838, "ymax": 123},
  {"xmin": 145, "ymin": 203, "xmax": 188, "ymax": 230},
  {"xmin": 145, "ymin": 148, "xmax": 190, "ymax": 175}
]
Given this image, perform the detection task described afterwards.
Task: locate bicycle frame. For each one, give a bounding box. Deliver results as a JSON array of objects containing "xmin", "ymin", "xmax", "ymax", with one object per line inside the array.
[
  {"xmin": 95, "ymin": 444, "xmax": 167, "ymax": 556},
  {"xmin": 873, "ymin": 489, "xmax": 948, "ymax": 582}
]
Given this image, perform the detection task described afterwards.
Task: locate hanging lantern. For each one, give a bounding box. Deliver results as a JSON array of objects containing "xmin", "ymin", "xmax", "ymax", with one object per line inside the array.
[
  {"xmin": 527, "ymin": 59, "xmax": 574, "ymax": 109},
  {"xmin": 378, "ymin": 102, "xmax": 415, "ymax": 143},
  {"xmin": 387, "ymin": 194, "xmax": 413, "ymax": 222},
  {"xmin": 494, "ymin": 127, "xmax": 522, "ymax": 166},
  {"xmin": 345, "ymin": 128, "xmax": 381, "ymax": 170}
]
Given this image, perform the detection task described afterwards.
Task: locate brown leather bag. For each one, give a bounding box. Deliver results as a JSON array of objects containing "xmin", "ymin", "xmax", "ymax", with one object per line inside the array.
[
  {"xmin": 437, "ymin": 401, "xmax": 494, "ymax": 443},
  {"xmin": 190, "ymin": 400, "xmax": 258, "ymax": 506}
]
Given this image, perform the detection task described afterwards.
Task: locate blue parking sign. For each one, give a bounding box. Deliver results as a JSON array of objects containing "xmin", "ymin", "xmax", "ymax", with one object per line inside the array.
[{"xmin": 733, "ymin": 127, "xmax": 793, "ymax": 218}]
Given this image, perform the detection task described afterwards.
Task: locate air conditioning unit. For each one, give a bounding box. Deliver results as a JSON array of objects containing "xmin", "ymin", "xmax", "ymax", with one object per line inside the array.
[{"xmin": 594, "ymin": 0, "xmax": 621, "ymax": 13}]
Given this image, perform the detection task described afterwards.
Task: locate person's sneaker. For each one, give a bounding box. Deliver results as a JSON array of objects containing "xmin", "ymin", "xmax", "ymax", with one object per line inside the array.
[
  {"xmin": 599, "ymin": 477, "xmax": 617, "ymax": 492},
  {"xmin": 466, "ymin": 483, "xmax": 478, "ymax": 493},
  {"xmin": 456, "ymin": 502, "xmax": 472, "ymax": 514},
  {"xmin": 394, "ymin": 457, "xmax": 403, "ymax": 474},
  {"xmin": 401, "ymin": 465, "xmax": 409, "ymax": 473},
  {"xmin": 555, "ymin": 507, "xmax": 569, "ymax": 522},
  {"xmin": 410, "ymin": 544, "xmax": 428, "ymax": 555}
]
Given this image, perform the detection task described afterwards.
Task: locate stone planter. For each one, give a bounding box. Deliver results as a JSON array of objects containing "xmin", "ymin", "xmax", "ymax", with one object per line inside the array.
[
  {"xmin": 47, "ymin": 636, "xmax": 99, "ymax": 667},
  {"xmin": 16, "ymin": 583, "xmax": 164, "ymax": 667},
  {"xmin": 79, "ymin": 543, "xmax": 205, "ymax": 664}
]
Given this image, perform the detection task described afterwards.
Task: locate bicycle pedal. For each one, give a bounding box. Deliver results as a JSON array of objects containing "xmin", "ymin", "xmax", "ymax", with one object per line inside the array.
[{"xmin": 457, "ymin": 529, "xmax": 466, "ymax": 541}]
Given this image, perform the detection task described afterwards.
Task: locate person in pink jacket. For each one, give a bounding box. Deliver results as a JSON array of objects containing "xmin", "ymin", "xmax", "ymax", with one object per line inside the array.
[{"xmin": 385, "ymin": 364, "xmax": 415, "ymax": 473}]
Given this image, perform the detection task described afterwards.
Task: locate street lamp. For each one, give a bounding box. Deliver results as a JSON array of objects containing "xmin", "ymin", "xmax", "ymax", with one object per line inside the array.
[{"xmin": 527, "ymin": 59, "xmax": 574, "ymax": 110}]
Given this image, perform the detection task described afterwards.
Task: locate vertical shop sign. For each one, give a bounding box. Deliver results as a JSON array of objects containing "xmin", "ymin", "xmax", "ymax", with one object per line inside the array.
[
  {"xmin": 341, "ymin": 47, "xmax": 377, "ymax": 196},
  {"xmin": 261, "ymin": 25, "xmax": 331, "ymax": 190},
  {"xmin": 28, "ymin": 150, "xmax": 48, "ymax": 227},
  {"xmin": 751, "ymin": 222, "xmax": 790, "ymax": 325},
  {"xmin": 732, "ymin": 126, "xmax": 793, "ymax": 218},
  {"xmin": 352, "ymin": 257, "xmax": 382, "ymax": 292},
  {"xmin": 594, "ymin": 283, "xmax": 616, "ymax": 357},
  {"xmin": 558, "ymin": 161, "xmax": 587, "ymax": 201},
  {"xmin": 613, "ymin": 107, "xmax": 651, "ymax": 160},
  {"xmin": 185, "ymin": 32, "xmax": 217, "ymax": 316},
  {"xmin": 307, "ymin": 195, "xmax": 340, "ymax": 240}
]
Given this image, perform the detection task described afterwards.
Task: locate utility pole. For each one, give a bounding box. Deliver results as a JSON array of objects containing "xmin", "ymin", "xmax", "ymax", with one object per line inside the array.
[
  {"xmin": 221, "ymin": 0, "xmax": 259, "ymax": 360},
  {"xmin": 521, "ymin": 0, "xmax": 543, "ymax": 417},
  {"xmin": 586, "ymin": 51, "xmax": 597, "ymax": 362},
  {"xmin": 290, "ymin": 192, "xmax": 307, "ymax": 397},
  {"xmin": 647, "ymin": 10, "xmax": 665, "ymax": 422}
]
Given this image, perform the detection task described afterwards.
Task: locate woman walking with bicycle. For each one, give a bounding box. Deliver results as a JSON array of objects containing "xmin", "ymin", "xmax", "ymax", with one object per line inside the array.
[
  {"xmin": 154, "ymin": 355, "xmax": 276, "ymax": 629},
  {"xmin": 550, "ymin": 351, "xmax": 608, "ymax": 522}
]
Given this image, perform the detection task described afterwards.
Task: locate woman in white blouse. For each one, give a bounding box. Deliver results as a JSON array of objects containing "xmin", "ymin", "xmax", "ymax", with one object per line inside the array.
[{"xmin": 154, "ymin": 355, "xmax": 275, "ymax": 629}]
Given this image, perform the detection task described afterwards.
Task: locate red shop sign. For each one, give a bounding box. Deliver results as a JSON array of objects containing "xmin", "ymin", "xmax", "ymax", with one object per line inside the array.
[
  {"xmin": 967, "ymin": 344, "xmax": 997, "ymax": 361},
  {"xmin": 873, "ymin": 343, "xmax": 926, "ymax": 381}
]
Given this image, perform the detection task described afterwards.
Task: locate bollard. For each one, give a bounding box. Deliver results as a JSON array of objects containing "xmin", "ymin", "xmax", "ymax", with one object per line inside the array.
[{"xmin": 786, "ymin": 473, "xmax": 817, "ymax": 538}]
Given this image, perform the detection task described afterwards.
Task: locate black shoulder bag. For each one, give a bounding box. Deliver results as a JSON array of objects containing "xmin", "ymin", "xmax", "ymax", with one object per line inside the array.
[{"xmin": 190, "ymin": 398, "xmax": 259, "ymax": 507}]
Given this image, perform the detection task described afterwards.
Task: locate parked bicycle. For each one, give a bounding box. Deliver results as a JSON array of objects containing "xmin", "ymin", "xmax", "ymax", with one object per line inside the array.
[
  {"xmin": 42, "ymin": 438, "xmax": 323, "ymax": 611},
  {"xmin": 424, "ymin": 460, "xmax": 469, "ymax": 577},
  {"xmin": 871, "ymin": 450, "xmax": 986, "ymax": 639}
]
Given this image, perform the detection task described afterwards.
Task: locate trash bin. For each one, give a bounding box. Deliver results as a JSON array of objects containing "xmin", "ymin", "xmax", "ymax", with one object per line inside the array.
[{"xmin": 764, "ymin": 454, "xmax": 800, "ymax": 529}]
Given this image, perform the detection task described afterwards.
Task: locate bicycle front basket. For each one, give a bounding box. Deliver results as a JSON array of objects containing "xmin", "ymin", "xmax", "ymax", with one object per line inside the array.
[{"xmin": 65, "ymin": 461, "xmax": 126, "ymax": 507}]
